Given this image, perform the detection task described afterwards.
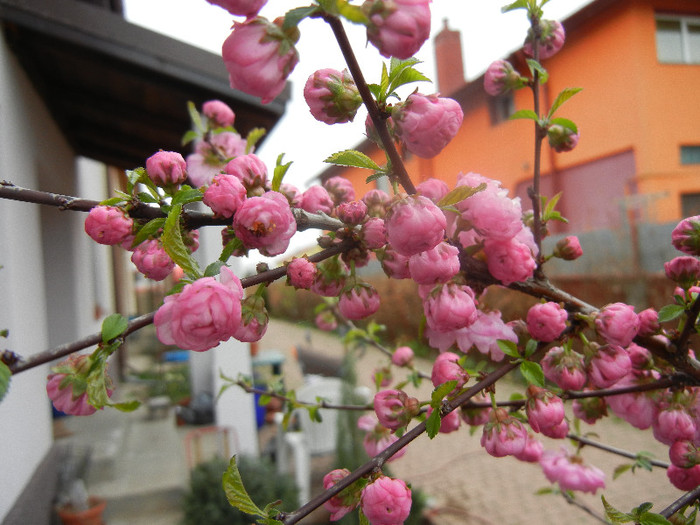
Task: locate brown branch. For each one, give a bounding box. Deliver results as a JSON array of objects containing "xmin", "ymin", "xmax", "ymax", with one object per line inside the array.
[
  {"xmin": 234, "ymin": 381, "xmax": 371, "ymax": 412},
  {"xmin": 567, "ymin": 434, "xmax": 670, "ymax": 469},
  {"xmin": 660, "ymin": 485, "xmax": 700, "ymax": 519}
]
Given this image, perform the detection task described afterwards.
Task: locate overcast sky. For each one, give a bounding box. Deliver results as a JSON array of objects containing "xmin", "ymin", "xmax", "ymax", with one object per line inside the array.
[{"xmin": 123, "ymin": 0, "xmax": 593, "ymax": 191}]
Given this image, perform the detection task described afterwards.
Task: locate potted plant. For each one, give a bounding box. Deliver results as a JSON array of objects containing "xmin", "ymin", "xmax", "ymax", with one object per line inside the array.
[{"xmin": 54, "ymin": 448, "xmax": 106, "ymax": 525}]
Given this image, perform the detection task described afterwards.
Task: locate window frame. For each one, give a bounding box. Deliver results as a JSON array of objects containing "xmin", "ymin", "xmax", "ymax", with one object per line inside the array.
[{"xmin": 655, "ymin": 14, "xmax": 700, "ymax": 64}]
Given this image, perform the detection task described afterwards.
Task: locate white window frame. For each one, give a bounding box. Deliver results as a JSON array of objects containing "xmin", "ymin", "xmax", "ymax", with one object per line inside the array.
[{"xmin": 655, "ymin": 14, "xmax": 700, "ymax": 64}]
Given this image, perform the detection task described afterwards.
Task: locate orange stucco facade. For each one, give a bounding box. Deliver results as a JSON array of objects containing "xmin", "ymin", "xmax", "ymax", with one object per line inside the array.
[{"xmin": 330, "ymin": 0, "xmax": 700, "ymax": 231}]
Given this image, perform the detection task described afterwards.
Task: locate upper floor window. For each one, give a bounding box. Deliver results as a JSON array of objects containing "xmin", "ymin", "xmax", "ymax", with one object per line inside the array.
[
  {"xmin": 681, "ymin": 145, "xmax": 700, "ymax": 165},
  {"xmin": 656, "ymin": 15, "xmax": 700, "ymax": 64},
  {"xmin": 488, "ymin": 92, "xmax": 515, "ymax": 125}
]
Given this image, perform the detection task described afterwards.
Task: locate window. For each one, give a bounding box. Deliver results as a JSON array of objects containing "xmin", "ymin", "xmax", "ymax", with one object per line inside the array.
[
  {"xmin": 488, "ymin": 92, "xmax": 515, "ymax": 125},
  {"xmin": 681, "ymin": 146, "xmax": 700, "ymax": 165},
  {"xmin": 656, "ymin": 15, "xmax": 700, "ymax": 64}
]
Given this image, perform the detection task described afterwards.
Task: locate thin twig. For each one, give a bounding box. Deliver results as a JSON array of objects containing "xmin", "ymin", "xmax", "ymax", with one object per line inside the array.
[
  {"xmin": 660, "ymin": 486, "xmax": 700, "ymax": 518},
  {"xmin": 567, "ymin": 434, "xmax": 670, "ymax": 469},
  {"xmin": 235, "ymin": 381, "xmax": 371, "ymax": 412},
  {"xmin": 561, "ymin": 491, "xmax": 609, "ymax": 524}
]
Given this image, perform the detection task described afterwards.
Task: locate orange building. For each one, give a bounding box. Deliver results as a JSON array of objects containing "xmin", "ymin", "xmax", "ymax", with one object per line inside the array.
[{"xmin": 323, "ymin": 0, "xmax": 700, "ymax": 233}]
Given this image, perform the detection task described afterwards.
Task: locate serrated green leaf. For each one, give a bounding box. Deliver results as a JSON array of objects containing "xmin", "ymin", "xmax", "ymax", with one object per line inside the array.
[
  {"xmin": 639, "ymin": 513, "xmax": 673, "ymax": 525},
  {"xmin": 245, "ymin": 127, "xmax": 266, "ymax": 154},
  {"xmin": 171, "ymin": 187, "xmax": 203, "ymax": 207},
  {"xmin": 272, "ymin": 153, "xmax": 292, "ymax": 192},
  {"xmin": 520, "ymin": 361, "xmax": 545, "ymax": 387},
  {"xmin": 162, "ymin": 203, "xmax": 202, "ymax": 279},
  {"xmin": 425, "ymin": 406, "xmax": 442, "ymax": 439},
  {"xmin": 634, "ymin": 503, "xmax": 655, "ymax": 515},
  {"xmin": 101, "ymin": 313, "xmax": 128, "ymax": 343},
  {"xmin": 510, "ymin": 109, "xmax": 540, "ymax": 121},
  {"xmin": 501, "ymin": 0, "xmax": 529, "ymax": 13},
  {"xmin": 526, "ymin": 59, "xmax": 549, "ymax": 83},
  {"xmin": 548, "ymin": 87, "xmax": 583, "ymax": 118},
  {"xmin": 137, "ymin": 191, "xmax": 160, "ymax": 204},
  {"xmin": 658, "ymin": 304, "xmax": 686, "ymax": 323},
  {"xmin": 431, "ymin": 380, "xmax": 458, "ymax": 405},
  {"xmin": 204, "ymin": 261, "xmax": 226, "ymax": 277},
  {"xmin": 325, "ymin": 150, "xmax": 381, "ymax": 170},
  {"xmin": 437, "ymin": 183, "xmax": 486, "ymax": 208},
  {"xmin": 99, "ymin": 197, "xmax": 127, "ymax": 206},
  {"xmin": 386, "ymin": 57, "xmax": 430, "ymax": 95},
  {"xmin": 131, "ymin": 217, "xmax": 166, "ymax": 248},
  {"xmin": 602, "ymin": 495, "xmax": 634, "ymax": 523},
  {"xmin": 283, "ymin": 5, "xmax": 318, "ymax": 29},
  {"xmin": 497, "ymin": 339, "xmax": 520, "ymax": 358},
  {"xmin": 223, "ymin": 456, "xmax": 267, "ymax": 518},
  {"xmin": 0, "ymin": 361, "xmax": 11, "ymax": 403}
]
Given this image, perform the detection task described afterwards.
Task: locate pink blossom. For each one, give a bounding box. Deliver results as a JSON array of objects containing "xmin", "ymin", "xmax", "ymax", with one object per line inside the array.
[
  {"xmin": 363, "ymin": 189, "xmax": 391, "ymax": 217},
  {"xmin": 514, "ymin": 434, "xmax": 544, "ymax": 463},
  {"xmin": 206, "ymin": 0, "xmax": 267, "ymax": 18},
  {"xmin": 665, "ymin": 256, "xmax": 700, "ymax": 288},
  {"xmin": 311, "ymin": 258, "xmax": 347, "ymax": 297},
  {"xmin": 234, "ymin": 295, "xmax": 268, "ymax": 343},
  {"xmin": 233, "ymin": 191, "xmax": 296, "ymax": 256},
  {"xmin": 670, "ymin": 441, "xmax": 700, "ymax": 468},
  {"xmin": 338, "ymin": 283, "xmax": 381, "ymax": 320},
  {"xmin": 481, "ymin": 408, "xmax": 528, "ymax": 458},
  {"xmin": 154, "ymin": 267, "xmax": 243, "ymax": 352},
  {"xmin": 573, "ymin": 395, "xmax": 608, "ymax": 425},
  {"xmin": 484, "ymin": 59, "xmax": 524, "ymax": 96},
  {"xmin": 626, "ymin": 342, "xmax": 653, "ymax": 370},
  {"xmin": 547, "ymin": 124, "xmax": 579, "ymax": 153},
  {"xmin": 46, "ymin": 354, "xmax": 110, "ymax": 416},
  {"xmin": 553, "ymin": 235, "xmax": 583, "ymax": 260},
  {"xmin": 337, "ymin": 200, "xmax": 368, "ymax": 225},
  {"xmin": 424, "ymin": 283, "xmax": 478, "ymax": 333},
  {"xmin": 393, "ymin": 93, "xmax": 463, "ymax": 158},
  {"xmin": 587, "ymin": 344, "xmax": 632, "ymax": 389},
  {"xmin": 672, "ymin": 215, "xmax": 700, "ymax": 256},
  {"xmin": 595, "ymin": 302, "xmax": 640, "ymax": 347},
  {"xmin": 222, "ymin": 17, "xmax": 299, "ymax": 104},
  {"xmin": 526, "ymin": 386, "xmax": 566, "ymax": 433},
  {"xmin": 286, "ymin": 258, "xmax": 316, "ymax": 289},
  {"xmin": 186, "ymin": 132, "xmax": 247, "ymax": 187},
  {"xmin": 362, "ymin": 218, "xmax": 387, "ymax": 250},
  {"xmin": 300, "ymin": 185, "xmax": 335, "ymax": 215},
  {"xmin": 379, "ymin": 246, "xmax": 411, "ymax": 279},
  {"xmin": 233, "ymin": 315, "xmax": 267, "ymax": 342},
  {"xmin": 416, "ymin": 178, "xmax": 449, "ymax": 203},
  {"xmin": 373, "ymin": 389, "xmax": 418, "ymax": 431},
  {"xmin": 280, "ymin": 183, "xmax": 302, "ymax": 207},
  {"xmin": 364, "ymin": 0, "xmax": 431, "ymax": 59},
  {"xmin": 541, "ymin": 346, "xmax": 587, "ymax": 391},
  {"xmin": 540, "ymin": 419, "xmax": 570, "ymax": 439},
  {"xmin": 363, "ymin": 431, "xmax": 406, "ymax": 461},
  {"xmin": 391, "ymin": 346, "xmax": 414, "ymax": 367},
  {"xmin": 408, "ymin": 242, "xmax": 460, "ymax": 285},
  {"xmin": 315, "ymin": 311, "xmax": 338, "ymax": 332},
  {"xmin": 539, "ymin": 448, "xmax": 605, "ymax": 494},
  {"xmin": 202, "ymin": 99, "xmax": 235, "ymax": 127},
  {"xmin": 386, "ymin": 195, "xmax": 446, "ymax": 256},
  {"xmin": 361, "ymin": 476, "xmax": 412, "ymax": 525},
  {"xmin": 146, "ymin": 150, "xmax": 187, "ymax": 186},
  {"xmin": 653, "ymin": 408, "xmax": 696, "ymax": 446},
  {"xmin": 460, "ymin": 186, "xmax": 523, "ymax": 241},
  {"xmin": 431, "ymin": 352, "xmax": 469, "ymax": 390},
  {"xmin": 224, "ymin": 153, "xmax": 268, "ymax": 194},
  {"xmin": 667, "ymin": 464, "xmax": 700, "ymax": 491},
  {"xmin": 304, "ymin": 68, "xmax": 362, "ymax": 125},
  {"xmin": 484, "ymin": 236, "xmax": 537, "ymax": 286},
  {"xmin": 323, "ymin": 469, "xmax": 359, "ymax": 521},
  {"xmin": 324, "ymin": 176, "xmax": 356, "ymax": 206},
  {"xmin": 637, "ymin": 308, "xmax": 660, "ymax": 337},
  {"xmin": 455, "ymin": 310, "xmax": 517, "ymax": 361},
  {"xmin": 605, "ymin": 377, "xmax": 656, "ymax": 430},
  {"xmin": 524, "ymin": 19, "xmax": 566, "ymax": 60},
  {"xmin": 526, "ymin": 302, "xmax": 568, "ymax": 342},
  {"xmin": 202, "ymin": 174, "xmax": 247, "ymax": 218},
  {"xmin": 131, "ymin": 239, "xmax": 175, "ymax": 281},
  {"xmin": 84, "ymin": 206, "xmax": 133, "ymax": 246}
]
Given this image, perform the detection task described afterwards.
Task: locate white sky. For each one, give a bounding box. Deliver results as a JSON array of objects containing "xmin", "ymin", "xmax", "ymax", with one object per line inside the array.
[{"xmin": 123, "ymin": 0, "xmax": 593, "ymax": 190}]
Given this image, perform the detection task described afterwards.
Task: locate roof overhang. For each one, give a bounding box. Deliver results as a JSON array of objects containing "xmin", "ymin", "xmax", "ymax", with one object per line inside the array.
[{"xmin": 0, "ymin": 0, "xmax": 289, "ymax": 169}]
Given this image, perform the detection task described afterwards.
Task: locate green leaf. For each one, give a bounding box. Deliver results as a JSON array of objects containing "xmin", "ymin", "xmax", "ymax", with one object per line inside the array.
[
  {"xmin": 509, "ymin": 109, "xmax": 540, "ymax": 121},
  {"xmin": 437, "ymin": 183, "xmax": 486, "ymax": 208},
  {"xmin": 131, "ymin": 217, "xmax": 166, "ymax": 248},
  {"xmin": 283, "ymin": 5, "xmax": 318, "ymax": 29},
  {"xmin": 222, "ymin": 456, "xmax": 267, "ymax": 518},
  {"xmin": 171, "ymin": 187, "xmax": 203, "ymax": 208},
  {"xmin": 204, "ymin": 261, "xmax": 226, "ymax": 277},
  {"xmin": 634, "ymin": 503, "xmax": 655, "ymax": 515},
  {"xmin": 99, "ymin": 197, "xmax": 127, "ymax": 206},
  {"xmin": 501, "ymin": 0, "xmax": 529, "ymax": 13},
  {"xmin": 524, "ymin": 338, "xmax": 539, "ymax": 358},
  {"xmin": 246, "ymin": 127, "xmax": 266, "ymax": 154},
  {"xmin": 386, "ymin": 57, "xmax": 430, "ymax": 95},
  {"xmin": 0, "ymin": 361, "xmax": 11, "ymax": 403},
  {"xmin": 602, "ymin": 495, "xmax": 634, "ymax": 524},
  {"xmin": 272, "ymin": 153, "xmax": 293, "ymax": 192},
  {"xmin": 359, "ymin": 509, "xmax": 370, "ymax": 525},
  {"xmin": 550, "ymin": 117, "xmax": 579, "ymax": 134},
  {"xmin": 638, "ymin": 513, "xmax": 673, "ymax": 525},
  {"xmin": 497, "ymin": 340, "xmax": 520, "ymax": 358},
  {"xmin": 425, "ymin": 406, "xmax": 442, "ymax": 439},
  {"xmin": 431, "ymin": 380, "xmax": 458, "ymax": 406},
  {"xmin": 526, "ymin": 59, "xmax": 549, "ymax": 83},
  {"xmin": 613, "ymin": 463, "xmax": 632, "ymax": 480},
  {"xmin": 365, "ymin": 171, "xmax": 387, "ymax": 184},
  {"xmin": 181, "ymin": 129, "xmax": 199, "ymax": 147},
  {"xmin": 520, "ymin": 361, "xmax": 545, "ymax": 387},
  {"xmin": 136, "ymin": 191, "xmax": 159, "ymax": 204},
  {"xmin": 338, "ymin": 1, "xmax": 369, "ymax": 24},
  {"xmin": 548, "ymin": 87, "xmax": 583, "ymax": 118},
  {"xmin": 101, "ymin": 313, "xmax": 128, "ymax": 343},
  {"xmin": 111, "ymin": 400, "xmax": 141, "ymax": 412},
  {"xmin": 325, "ymin": 150, "xmax": 381, "ymax": 170},
  {"xmin": 659, "ymin": 304, "xmax": 686, "ymax": 323},
  {"xmin": 187, "ymin": 100, "xmax": 205, "ymax": 133},
  {"xmin": 162, "ymin": 203, "xmax": 202, "ymax": 279}
]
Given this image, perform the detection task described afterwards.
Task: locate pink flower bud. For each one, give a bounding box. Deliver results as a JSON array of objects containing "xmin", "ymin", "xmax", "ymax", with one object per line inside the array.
[
  {"xmin": 234, "ymin": 294, "xmax": 268, "ymax": 343},
  {"xmin": 541, "ymin": 346, "xmax": 587, "ymax": 391},
  {"xmin": 572, "ymin": 394, "xmax": 607, "ymax": 425},
  {"xmin": 637, "ymin": 308, "xmax": 660, "ymax": 337},
  {"xmin": 524, "ymin": 19, "xmax": 566, "ymax": 60},
  {"xmin": 667, "ymin": 464, "xmax": 700, "ymax": 491},
  {"xmin": 323, "ymin": 176, "xmax": 356, "ymax": 206},
  {"xmin": 672, "ymin": 215, "xmax": 700, "ymax": 256},
  {"xmin": 286, "ymin": 258, "xmax": 316, "ymax": 289},
  {"xmin": 46, "ymin": 354, "xmax": 111, "ymax": 416},
  {"xmin": 553, "ymin": 235, "xmax": 583, "ymax": 260},
  {"xmin": 222, "ymin": 17, "xmax": 299, "ymax": 104},
  {"xmin": 373, "ymin": 389, "xmax": 418, "ymax": 430},
  {"xmin": 187, "ymin": 132, "xmax": 248, "ymax": 187},
  {"xmin": 300, "ymin": 185, "xmax": 335, "ymax": 215},
  {"xmin": 304, "ymin": 68, "xmax": 362, "ymax": 125},
  {"xmin": 391, "ymin": 346, "xmax": 414, "ymax": 367},
  {"xmin": 481, "ymin": 408, "xmax": 528, "ymax": 458},
  {"xmin": 670, "ymin": 441, "xmax": 700, "ymax": 468},
  {"xmin": 131, "ymin": 239, "xmax": 175, "ymax": 281},
  {"xmin": 315, "ymin": 310, "xmax": 338, "ymax": 332},
  {"xmin": 311, "ymin": 257, "xmax": 347, "ymax": 297},
  {"xmin": 233, "ymin": 191, "xmax": 296, "ymax": 256},
  {"xmin": 386, "ymin": 195, "xmax": 446, "ymax": 257},
  {"xmin": 665, "ymin": 256, "xmax": 700, "ymax": 288},
  {"xmin": 431, "ymin": 351, "xmax": 469, "ymax": 390},
  {"xmin": 203, "ymin": 174, "xmax": 247, "ymax": 218},
  {"xmin": 202, "ymin": 99, "xmax": 235, "ymax": 127},
  {"xmin": 484, "ymin": 236, "xmax": 537, "ymax": 286},
  {"xmin": 424, "ymin": 283, "xmax": 478, "ymax": 333},
  {"xmin": 408, "ymin": 242, "xmax": 460, "ymax": 285},
  {"xmin": 526, "ymin": 385, "xmax": 565, "ymax": 433},
  {"xmin": 547, "ymin": 124, "xmax": 579, "ymax": 152},
  {"xmin": 426, "ymin": 406, "xmax": 461, "ymax": 434},
  {"xmin": 146, "ymin": 150, "xmax": 187, "ymax": 186},
  {"xmin": 362, "ymin": 189, "xmax": 391, "ymax": 218},
  {"xmin": 653, "ymin": 408, "xmax": 696, "ymax": 446},
  {"xmin": 323, "ymin": 469, "xmax": 359, "ymax": 521},
  {"xmin": 206, "ymin": 0, "xmax": 267, "ymax": 18},
  {"xmin": 626, "ymin": 342, "xmax": 653, "ymax": 370},
  {"xmin": 460, "ymin": 393, "xmax": 492, "ymax": 427},
  {"xmin": 379, "ymin": 246, "xmax": 411, "ymax": 279},
  {"xmin": 84, "ymin": 206, "xmax": 133, "ymax": 246},
  {"xmin": 605, "ymin": 376, "xmax": 655, "ymax": 429},
  {"xmin": 540, "ymin": 419, "xmax": 569, "ymax": 439},
  {"xmin": 279, "ymin": 183, "xmax": 302, "ymax": 207},
  {"xmin": 361, "ymin": 217, "xmax": 387, "ymax": 250},
  {"xmin": 540, "ymin": 448, "xmax": 605, "ymax": 494},
  {"xmin": 416, "ymin": 178, "xmax": 449, "ymax": 203},
  {"xmin": 363, "ymin": 0, "xmax": 430, "ymax": 59},
  {"xmin": 224, "ymin": 153, "xmax": 268, "ymax": 193},
  {"xmin": 587, "ymin": 344, "xmax": 632, "ymax": 389},
  {"xmin": 484, "ymin": 60, "xmax": 525, "ymax": 96},
  {"xmin": 393, "ymin": 93, "xmax": 463, "ymax": 158},
  {"xmin": 361, "ymin": 476, "xmax": 412, "ymax": 525},
  {"xmin": 338, "ymin": 283, "xmax": 381, "ymax": 320},
  {"xmin": 154, "ymin": 267, "xmax": 243, "ymax": 352},
  {"xmin": 362, "ymin": 430, "xmax": 406, "ymax": 462},
  {"xmin": 526, "ymin": 302, "xmax": 568, "ymax": 342},
  {"xmin": 337, "ymin": 200, "xmax": 368, "ymax": 225},
  {"xmin": 595, "ymin": 302, "xmax": 640, "ymax": 347},
  {"xmin": 514, "ymin": 434, "xmax": 544, "ymax": 463}
]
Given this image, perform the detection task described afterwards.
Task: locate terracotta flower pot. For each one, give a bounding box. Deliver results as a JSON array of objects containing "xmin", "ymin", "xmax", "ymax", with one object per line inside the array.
[{"xmin": 56, "ymin": 496, "xmax": 106, "ymax": 525}]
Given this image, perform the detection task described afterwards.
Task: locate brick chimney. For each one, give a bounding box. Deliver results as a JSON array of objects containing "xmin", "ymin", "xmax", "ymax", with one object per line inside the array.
[{"xmin": 434, "ymin": 19, "xmax": 465, "ymax": 95}]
